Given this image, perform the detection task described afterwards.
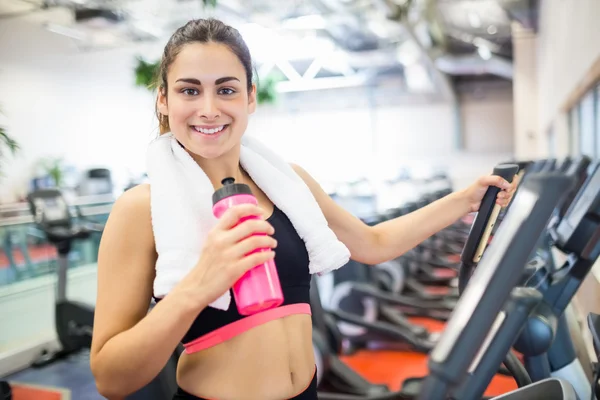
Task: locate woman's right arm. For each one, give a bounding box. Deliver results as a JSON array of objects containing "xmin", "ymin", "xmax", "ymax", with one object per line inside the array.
[
  {"xmin": 90, "ymin": 185, "xmax": 207, "ymax": 399},
  {"xmin": 90, "ymin": 184, "xmax": 277, "ymax": 399}
]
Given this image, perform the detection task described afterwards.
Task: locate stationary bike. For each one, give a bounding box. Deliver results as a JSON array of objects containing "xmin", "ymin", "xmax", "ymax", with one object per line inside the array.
[{"xmin": 26, "ymin": 188, "xmax": 100, "ymax": 367}]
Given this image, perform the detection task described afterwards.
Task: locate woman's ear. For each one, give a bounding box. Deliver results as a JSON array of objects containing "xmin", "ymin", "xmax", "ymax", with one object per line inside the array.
[
  {"xmin": 157, "ymin": 87, "xmax": 169, "ymax": 116},
  {"xmin": 248, "ymin": 84, "xmax": 257, "ymax": 114}
]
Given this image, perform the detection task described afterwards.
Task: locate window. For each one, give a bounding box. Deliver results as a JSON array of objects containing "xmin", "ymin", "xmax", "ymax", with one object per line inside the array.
[
  {"xmin": 596, "ymin": 83, "xmax": 600, "ymax": 157},
  {"xmin": 569, "ymin": 104, "xmax": 580, "ymax": 156},
  {"xmin": 579, "ymin": 90, "xmax": 596, "ymax": 157},
  {"xmin": 547, "ymin": 125, "xmax": 556, "ymax": 157}
]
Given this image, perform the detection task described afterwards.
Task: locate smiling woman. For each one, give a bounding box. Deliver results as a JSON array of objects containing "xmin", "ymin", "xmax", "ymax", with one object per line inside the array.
[{"xmin": 91, "ymin": 18, "xmax": 320, "ymax": 400}]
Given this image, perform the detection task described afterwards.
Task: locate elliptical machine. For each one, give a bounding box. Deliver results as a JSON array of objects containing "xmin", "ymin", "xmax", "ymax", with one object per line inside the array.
[{"xmin": 27, "ymin": 188, "xmax": 100, "ymax": 367}]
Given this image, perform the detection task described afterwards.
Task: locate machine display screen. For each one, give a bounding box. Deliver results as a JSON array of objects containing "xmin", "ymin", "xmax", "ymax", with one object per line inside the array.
[
  {"xmin": 556, "ymin": 167, "xmax": 600, "ymax": 246},
  {"xmin": 430, "ymin": 187, "xmax": 539, "ymax": 363}
]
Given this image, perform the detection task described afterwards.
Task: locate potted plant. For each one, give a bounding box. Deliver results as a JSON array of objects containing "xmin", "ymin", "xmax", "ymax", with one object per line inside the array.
[
  {"xmin": 0, "ymin": 108, "xmax": 19, "ymax": 177},
  {"xmin": 39, "ymin": 157, "xmax": 65, "ymax": 188}
]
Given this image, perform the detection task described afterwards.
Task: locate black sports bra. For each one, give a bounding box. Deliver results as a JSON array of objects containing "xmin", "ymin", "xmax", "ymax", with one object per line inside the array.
[{"xmin": 177, "ymin": 205, "xmax": 311, "ymax": 345}]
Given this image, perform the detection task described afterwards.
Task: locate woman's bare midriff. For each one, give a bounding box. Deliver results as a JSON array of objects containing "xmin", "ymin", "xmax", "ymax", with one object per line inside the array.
[{"xmin": 176, "ymin": 313, "xmax": 314, "ymax": 400}]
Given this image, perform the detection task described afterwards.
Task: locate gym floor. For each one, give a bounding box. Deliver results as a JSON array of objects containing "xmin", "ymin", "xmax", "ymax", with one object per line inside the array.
[{"xmin": 6, "ymin": 351, "xmax": 101, "ymax": 400}]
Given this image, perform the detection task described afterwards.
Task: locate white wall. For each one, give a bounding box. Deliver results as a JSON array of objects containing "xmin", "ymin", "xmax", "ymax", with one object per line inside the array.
[
  {"xmin": 0, "ymin": 11, "xmax": 164, "ymax": 202},
  {"xmin": 536, "ymin": 0, "xmax": 600, "ymax": 137},
  {"xmin": 512, "ymin": 0, "xmax": 600, "ymax": 159},
  {"xmin": 512, "ymin": 25, "xmax": 540, "ymax": 159},
  {"xmin": 461, "ymin": 84, "xmax": 515, "ymax": 153}
]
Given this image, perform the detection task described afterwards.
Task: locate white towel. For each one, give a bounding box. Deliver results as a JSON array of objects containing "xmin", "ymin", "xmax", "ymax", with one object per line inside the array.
[{"xmin": 147, "ymin": 133, "xmax": 351, "ymax": 310}]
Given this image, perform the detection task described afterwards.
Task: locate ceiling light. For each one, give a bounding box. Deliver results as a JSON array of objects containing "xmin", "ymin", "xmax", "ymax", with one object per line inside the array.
[
  {"xmin": 281, "ymin": 15, "xmax": 327, "ymax": 30},
  {"xmin": 477, "ymin": 45, "xmax": 492, "ymax": 60},
  {"xmin": 467, "ymin": 11, "xmax": 481, "ymax": 28},
  {"xmin": 487, "ymin": 25, "xmax": 497, "ymax": 35}
]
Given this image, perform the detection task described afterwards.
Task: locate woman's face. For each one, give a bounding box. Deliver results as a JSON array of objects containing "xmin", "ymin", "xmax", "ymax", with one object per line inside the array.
[{"xmin": 157, "ymin": 41, "xmax": 256, "ymax": 160}]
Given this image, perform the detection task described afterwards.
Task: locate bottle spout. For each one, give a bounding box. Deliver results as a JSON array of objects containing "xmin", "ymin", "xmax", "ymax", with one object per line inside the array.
[{"xmin": 221, "ymin": 177, "xmax": 235, "ymax": 186}]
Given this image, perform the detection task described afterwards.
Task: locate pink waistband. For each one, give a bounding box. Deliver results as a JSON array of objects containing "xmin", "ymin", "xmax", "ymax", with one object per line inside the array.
[{"xmin": 183, "ymin": 303, "xmax": 312, "ymax": 354}]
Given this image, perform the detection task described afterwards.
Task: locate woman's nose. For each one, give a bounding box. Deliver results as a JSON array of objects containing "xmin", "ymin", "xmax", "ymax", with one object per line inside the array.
[{"xmin": 199, "ymin": 94, "xmax": 220, "ymax": 120}]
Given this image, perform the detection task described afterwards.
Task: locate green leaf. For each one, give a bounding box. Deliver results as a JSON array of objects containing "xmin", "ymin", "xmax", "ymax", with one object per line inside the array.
[
  {"xmin": 0, "ymin": 127, "xmax": 19, "ymax": 154},
  {"xmin": 202, "ymin": 0, "xmax": 218, "ymax": 8},
  {"xmin": 0, "ymin": 120, "xmax": 20, "ymax": 178},
  {"xmin": 256, "ymin": 71, "xmax": 283, "ymax": 105},
  {"xmin": 39, "ymin": 157, "xmax": 65, "ymax": 187},
  {"xmin": 134, "ymin": 56, "xmax": 160, "ymax": 90}
]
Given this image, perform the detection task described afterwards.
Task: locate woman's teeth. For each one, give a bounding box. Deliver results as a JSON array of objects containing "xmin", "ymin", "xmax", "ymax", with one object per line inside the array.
[{"xmin": 193, "ymin": 125, "xmax": 226, "ymax": 135}]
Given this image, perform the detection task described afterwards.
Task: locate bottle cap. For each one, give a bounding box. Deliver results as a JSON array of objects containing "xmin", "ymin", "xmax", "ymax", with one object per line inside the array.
[{"xmin": 212, "ymin": 177, "xmax": 253, "ymax": 205}]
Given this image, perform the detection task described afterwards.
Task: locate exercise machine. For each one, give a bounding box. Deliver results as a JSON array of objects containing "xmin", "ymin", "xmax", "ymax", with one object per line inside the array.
[
  {"xmin": 311, "ymin": 276, "xmax": 390, "ymax": 396},
  {"xmin": 510, "ymin": 160, "xmax": 600, "ymax": 400},
  {"xmin": 322, "ymin": 164, "xmax": 520, "ymax": 352},
  {"xmin": 77, "ymin": 168, "xmax": 114, "ymax": 197},
  {"xmin": 27, "ymin": 188, "xmax": 100, "ymax": 367},
  {"xmin": 418, "ymin": 170, "xmax": 578, "ymax": 400},
  {"xmin": 319, "ymin": 259, "xmax": 437, "ymax": 354},
  {"xmin": 314, "ymin": 169, "xmax": 578, "ymax": 399}
]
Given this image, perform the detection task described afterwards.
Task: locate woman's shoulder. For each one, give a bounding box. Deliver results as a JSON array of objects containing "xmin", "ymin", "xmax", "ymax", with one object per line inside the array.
[
  {"xmin": 99, "ymin": 184, "xmax": 156, "ymax": 267},
  {"xmin": 108, "ymin": 184, "xmax": 152, "ymax": 228},
  {"xmin": 115, "ymin": 184, "xmax": 150, "ymax": 209}
]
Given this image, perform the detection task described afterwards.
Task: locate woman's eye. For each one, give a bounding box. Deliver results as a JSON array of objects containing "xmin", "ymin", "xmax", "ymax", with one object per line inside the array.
[
  {"xmin": 219, "ymin": 88, "xmax": 235, "ymax": 95},
  {"xmin": 182, "ymin": 88, "xmax": 199, "ymax": 96}
]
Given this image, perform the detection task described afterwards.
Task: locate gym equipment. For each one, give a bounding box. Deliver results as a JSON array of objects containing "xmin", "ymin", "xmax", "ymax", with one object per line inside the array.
[
  {"xmin": 587, "ymin": 313, "xmax": 600, "ymax": 398},
  {"xmin": 27, "ymin": 189, "xmax": 100, "ymax": 367},
  {"xmin": 322, "ymin": 164, "xmax": 519, "ymax": 353},
  {"xmin": 313, "ymin": 170, "xmax": 577, "ymax": 399},
  {"xmin": 458, "ymin": 163, "xmax": 520, "ymax": 293},
  {"xmin": 77, "ymin": 168, "xmax": 114, "ymax": 196},
  {"xmin": 319, "ymin": 260, "xmax": 437, "ymax": 354},
  {"xmin": 397, "ymin": 163, "xmax": 522, "ymax": 396},
  {"xmin": 419, "ymin": 171, "xmax": 577, "ymax": 400},
  {"xmin": 510, "ymin": 161, "xmax": 600, "ymax": 400},
  {"xmin": 0, "ymin": 381, "xmax": 11, "ymax": 400},
  {"xmin": 311, "ymin": 277, "xmax": 390, "ymax": 396}
]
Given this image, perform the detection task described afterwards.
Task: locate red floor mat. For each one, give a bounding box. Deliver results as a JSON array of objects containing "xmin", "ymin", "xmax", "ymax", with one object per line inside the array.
[
  {"xmin": 339, "ymin": 315, "xmax": 519, "ymax": 397},
  {"xmin": 407, "ymin": 317, "xmax": 446, "ymax": 333},
  {"xmin": 10, "ymin": 384, "xmax": 69, "ymax": 400},
  {"xmin": 340, "ymin": 350, "xmax": 518, "ymax": 398}
]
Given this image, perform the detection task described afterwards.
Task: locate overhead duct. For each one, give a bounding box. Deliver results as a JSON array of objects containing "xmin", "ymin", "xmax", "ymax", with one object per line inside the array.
[
  {"xmin": 74, "ymin": 7, "xmax": 124, "ymax": 26},
  {"xmin": 434, "ymin": 53, "xmax": 513, "ymax": 80},
  {"xmin": 499, "ymin": 0, "xmax": 539, "ymax": 31}
]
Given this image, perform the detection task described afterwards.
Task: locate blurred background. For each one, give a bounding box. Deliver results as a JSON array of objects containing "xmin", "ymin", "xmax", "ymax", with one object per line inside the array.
[{"xmin": 0, "ymin": 0, "xmax": 598, "ymax": 399}]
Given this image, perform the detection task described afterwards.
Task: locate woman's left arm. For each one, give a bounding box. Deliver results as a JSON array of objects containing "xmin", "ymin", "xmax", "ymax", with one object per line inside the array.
[{"xmin": 291, "ymin": 164, "xmax": 517, "ymax": 265}]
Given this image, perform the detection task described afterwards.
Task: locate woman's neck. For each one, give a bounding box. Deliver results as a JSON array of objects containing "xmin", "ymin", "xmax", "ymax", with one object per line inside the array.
[{"xmin": 191, "ymin": 145, "xmax": 245, "ymax": 190}]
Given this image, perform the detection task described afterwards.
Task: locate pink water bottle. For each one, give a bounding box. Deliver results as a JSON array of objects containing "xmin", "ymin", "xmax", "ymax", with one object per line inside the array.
[{"xmin": 212, "ymin": 177, "xmax": 284, "ymax": 315}]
